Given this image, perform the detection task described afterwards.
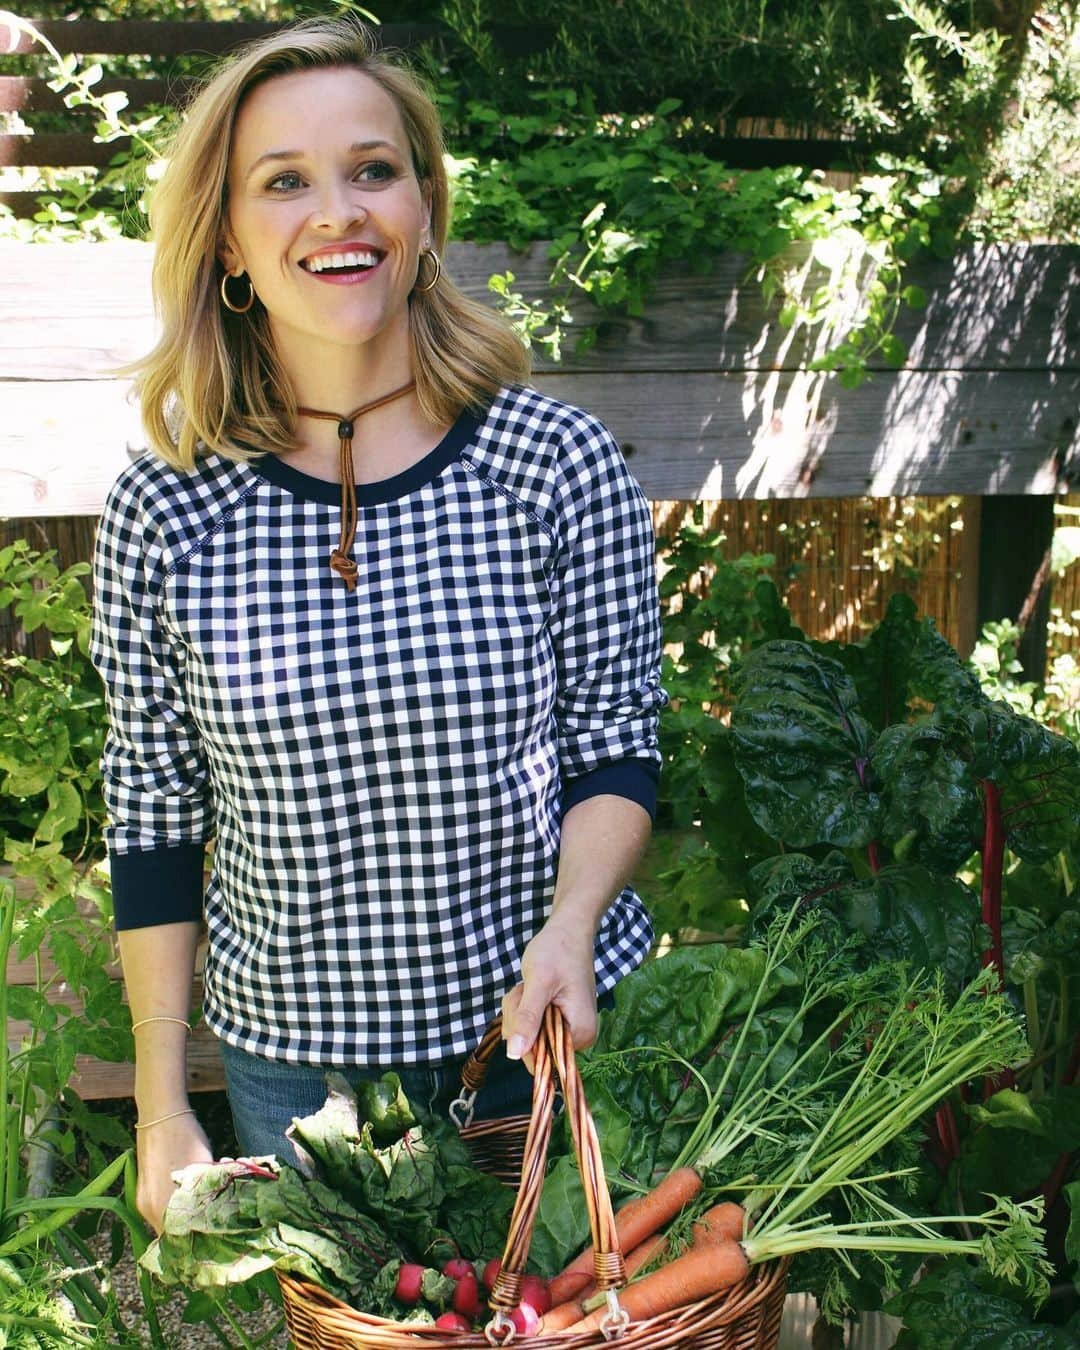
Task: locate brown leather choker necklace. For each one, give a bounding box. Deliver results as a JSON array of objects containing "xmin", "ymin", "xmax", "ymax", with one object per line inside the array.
[{"xmin": 296, "ymin": 379, "xmax": 417, "ymax": 591}]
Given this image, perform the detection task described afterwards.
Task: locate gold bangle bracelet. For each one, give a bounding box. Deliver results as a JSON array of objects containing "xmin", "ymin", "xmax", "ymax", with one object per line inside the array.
[
  {"xmin": 133, "ymin": 1108, "xmax": 196, "ymax": 1131},
  {"xmin": 130, "ymin": 1016, "xmax": 192, "ymax": 1034}
]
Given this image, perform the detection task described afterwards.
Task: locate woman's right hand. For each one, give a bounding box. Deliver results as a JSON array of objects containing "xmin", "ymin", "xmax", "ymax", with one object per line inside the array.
[{"xmin": 135, "ymin": 1111, "xmax": 213, "ymax": 1234}]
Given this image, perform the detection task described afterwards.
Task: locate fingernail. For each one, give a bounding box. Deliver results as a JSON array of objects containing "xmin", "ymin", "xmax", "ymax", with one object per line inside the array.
[{"xmin": 506, "ymin": 1035, "xmax": 526, "ymax": 1061}]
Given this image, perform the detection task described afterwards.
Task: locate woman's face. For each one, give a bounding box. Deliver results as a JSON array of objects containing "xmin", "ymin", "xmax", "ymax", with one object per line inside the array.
[{"xmin": 220, "ymin": 66, "xmax": 431, "ymax": 370}]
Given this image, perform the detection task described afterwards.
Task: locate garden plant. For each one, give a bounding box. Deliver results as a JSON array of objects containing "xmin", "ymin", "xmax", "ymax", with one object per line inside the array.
[{"xmin": 0, "ymin": 0, "xmax": 1078, "ymax": 1342}]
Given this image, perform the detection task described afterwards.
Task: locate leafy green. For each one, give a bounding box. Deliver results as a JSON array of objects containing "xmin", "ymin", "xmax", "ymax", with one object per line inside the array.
[
  {"xmin": 886, "ymin": 1260, "xmax": 1076, "ymax": 1349},
  {"xmin": 142, "ymin": 1160, "xmax": 398, "ymax": 1299},
  {"xmin": 287, "ymin": 1073, "xmax": 514, "ymax": 1266},
  {"xmin": 731, "ymin": 641, "xmax": 882, "ymax": 848},
  {"xmin": 749, "ymin": 855, "xmax": 981, "ymax": 991}
]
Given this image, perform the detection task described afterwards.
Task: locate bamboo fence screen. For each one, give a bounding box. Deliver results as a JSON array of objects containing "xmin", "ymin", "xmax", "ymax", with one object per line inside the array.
[{"xmin": 8, "ymin": 496, "xmax": 1079, "ymax": 668}]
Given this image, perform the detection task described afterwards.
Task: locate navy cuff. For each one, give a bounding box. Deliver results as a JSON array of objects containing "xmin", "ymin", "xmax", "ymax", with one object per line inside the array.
[
  {"xmin": 562, "ymin": 758, "xmax": 659, "ymax": 822},
  {"xmin": 110, "ymin": 843, "xmax": 207, "ymax": 930}
]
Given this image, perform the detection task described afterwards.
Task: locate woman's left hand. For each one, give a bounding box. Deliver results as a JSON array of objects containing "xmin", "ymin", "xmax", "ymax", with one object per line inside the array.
[{"xmin": 501, "ymin": 911, "xmax": 598, "ymax": 1073}]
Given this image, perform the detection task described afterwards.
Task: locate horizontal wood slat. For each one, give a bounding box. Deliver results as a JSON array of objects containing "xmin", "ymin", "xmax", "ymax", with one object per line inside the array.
[
  {"xmin": 1, "ymin": 131, "xmax": 127, "ymax": 169},
  {"xmin": 4, "ymin": 864, "xmax": 223, "ymax": 1098},
  {"xmin": 2, "ymin": 240, "xmax": 1077, "ymax": 511},
  {"xmin": 4, "ymin": 241, "xmax": 1076, "ymax": 379},
  {"xmin": 0, "ymin": 75, "xmax": 191, "ymax": 114},
  {"xmin": 1, "ymin": 131, "xmax": 865, "ymax": 176},
  {"xmin": 0, "ymin": 18, "xmax": 443, "ymax": 57},
  {"xmin": 2, "ymin": 368, "xmax": 1074, "ymax": 515}
]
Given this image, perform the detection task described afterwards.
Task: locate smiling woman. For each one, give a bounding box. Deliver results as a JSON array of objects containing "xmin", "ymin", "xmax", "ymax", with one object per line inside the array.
[{"xmin": 90, "ymin": 16, "xmax": 666, "ymax": 1248}]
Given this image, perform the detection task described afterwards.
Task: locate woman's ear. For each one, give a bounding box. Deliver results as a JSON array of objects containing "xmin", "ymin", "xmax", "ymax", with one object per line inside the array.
[
  {"xmin": 217, "ymin": 227, "xmax": 243, "ymax": 275},
  {"xmin": 420, "ymin": 180, "xmax": 433, "ymax": 247}
]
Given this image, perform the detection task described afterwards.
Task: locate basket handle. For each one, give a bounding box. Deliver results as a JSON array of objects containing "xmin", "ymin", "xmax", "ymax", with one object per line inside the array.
[
  {"xmin": 484, "ymin": 1005, "xmax": 627, "ymax": 1344},
  {"xmin": 448, "ymin": 1014, "xmax": 508, "ymax": 1129}
]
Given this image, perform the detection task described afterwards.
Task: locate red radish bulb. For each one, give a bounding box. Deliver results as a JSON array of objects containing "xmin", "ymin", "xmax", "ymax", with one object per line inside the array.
[
  {"xmin": 510, "ymin": 1303, "xmax": 542, "ymax": 1336},
  {"xmin": 393, "ymin": 1263, "xmax": 426, "ymax": 1304},
  {"xmin": 452, "ymin": 1272, "xmax": 482, "ymax": 1319},
  {"xmin": 482, "ymin": 1257, "xmax": 502, "ymax": 1291},
  {"xmin": 520, "ymin": 1275, "xmax": 552, "ymax": 1314},
  {"xmin": 434, "ymin": 1311, "xmax": 472, "ymax": 1331},
  {"xmin": 443, "ymin": 1257, "xmax": 475, "ymax": 1280}
]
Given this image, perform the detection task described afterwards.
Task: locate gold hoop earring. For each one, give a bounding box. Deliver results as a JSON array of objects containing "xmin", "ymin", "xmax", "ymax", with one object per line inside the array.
[
  {"xmin": 220, "ymin": 271, "xmax": 255, "ymax": 314},
  {"xmin": 414, "ymin": 249, "xmax": 441, "ymax": 294}
]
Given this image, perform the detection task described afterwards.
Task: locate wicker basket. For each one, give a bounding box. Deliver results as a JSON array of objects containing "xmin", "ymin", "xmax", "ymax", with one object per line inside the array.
[{"xmin": 279, "ymin": 1007, "xmax": 789, "ymax": 1349}]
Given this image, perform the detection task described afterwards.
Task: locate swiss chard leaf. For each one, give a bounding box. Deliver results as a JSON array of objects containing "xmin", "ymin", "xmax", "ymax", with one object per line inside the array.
[
  {"xmin": 531, "ymin": 1154, "xmax": 591, "ymax": 1276},
  {"xmin": 874, "ymin": 717, "xmax": 983, "ymax": 872},
  {"xmin": 957, "ymin": 1083, "xmax": 1080, "ymax": 1208},
  {"xmin": 813, "ymin": 592, "xmax": 922, "ymax": 731},
  {"xmin": 960, "ymin": 703, "xmax": 1080, "ymax": 864},
  {"xmin": 886, "ymin": 1259, "xmax": 1048, "ymax": 1349},
  {"xmin": 750, "ymin": 856, "xmax": 981, "ymax": 989},
  {"xmin": 731, "ymin": 641, "xmax": 882, "ymax": 848}
]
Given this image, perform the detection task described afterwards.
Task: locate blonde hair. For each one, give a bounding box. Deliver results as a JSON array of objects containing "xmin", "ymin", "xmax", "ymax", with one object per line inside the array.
[{"xmin": 128, "ymin": 17, "xmax": 529, "ymax": 469}]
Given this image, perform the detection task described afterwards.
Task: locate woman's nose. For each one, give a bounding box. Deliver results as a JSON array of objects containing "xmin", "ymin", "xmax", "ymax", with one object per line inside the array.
[{"xmin": 312, "ymin": 181, "xmax": 367, "ymax": 231}]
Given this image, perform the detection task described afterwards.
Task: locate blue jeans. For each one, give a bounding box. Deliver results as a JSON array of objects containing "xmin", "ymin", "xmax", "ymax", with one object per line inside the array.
[{"xmin": 219, "ymin": 1023, "xmax": 597, "ymax": 1164}]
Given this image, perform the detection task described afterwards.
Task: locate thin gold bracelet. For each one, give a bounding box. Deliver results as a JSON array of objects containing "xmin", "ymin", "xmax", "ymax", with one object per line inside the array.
[
  {"xmin": 133, "ymin": 1107, "xmax": 197, "ymax": 1131},
  {"xmin": 130, "ymin": 1016, "xmax": 192, "ymax": 1034}
]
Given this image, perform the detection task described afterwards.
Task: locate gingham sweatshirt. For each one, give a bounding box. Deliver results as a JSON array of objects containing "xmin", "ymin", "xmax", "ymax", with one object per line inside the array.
[{"xmin": 89, "ymin": 384, "xmax": 666, "ymax": 1066}]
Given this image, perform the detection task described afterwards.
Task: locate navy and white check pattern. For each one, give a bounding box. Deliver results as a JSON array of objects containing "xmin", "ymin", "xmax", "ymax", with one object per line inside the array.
[{"xmin": 89, "ymin": 385, "xmax": 666, "ymax": 1065}]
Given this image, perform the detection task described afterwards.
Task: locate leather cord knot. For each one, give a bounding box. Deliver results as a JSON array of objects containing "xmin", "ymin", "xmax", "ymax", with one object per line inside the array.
[{"xmin": 296, "ymin": 380, "xmax": 416, "ymax": 591}]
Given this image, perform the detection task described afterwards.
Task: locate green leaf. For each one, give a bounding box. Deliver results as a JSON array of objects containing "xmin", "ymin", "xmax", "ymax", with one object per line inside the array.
[
  {"xmin": 959, "ymin": 1083, "xmax": 1080, "ymax": 1206},
  {"xmin": 879, "ymin": 333, "xmax": 906, "ymax": 367},
  {"xmin": 531, "ymin": 1154, "xmax": 590, "ymax": 1275},
  {"xmin": 887, "ymin": 1259, "xmax": 1040, "ymax": 1349},
  {"xmin": 1065, "ymin": 1181, "xmax": 1080, "ymax": 1282},
  {"xmin": 873, "ymin": 718, "xmax": 982, "ymax": 872},
  {"xmin": 902, "ymin": 284, "xmax": 928, "ymax": 308},
  {"xmin": 34, "ymin": 780, "xmax": 82, "ymax": 843},
  {"xmin": 3, "ymin": 764, "xmax": 54, "ymax": 798},
  {"xmin": 731, "ymin": 641, "xmax": 882, "ymax": 848},
  {"xmin": 750, "ymin": 857, "xmax": 981, "ymax": 988},
  {"xmin": 356, "ymin": 1073, "xmax": 416, "ymax": 1143},
  {"xmin": 964, "ymin": 1089, "xmax": 1044, "ymax": 1134}
]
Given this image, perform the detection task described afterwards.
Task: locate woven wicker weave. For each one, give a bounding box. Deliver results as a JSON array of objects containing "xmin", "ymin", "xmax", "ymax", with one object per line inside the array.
[{"xmin": 279, "ymin": 1007, "xmax": 789, "ymax": 1349}]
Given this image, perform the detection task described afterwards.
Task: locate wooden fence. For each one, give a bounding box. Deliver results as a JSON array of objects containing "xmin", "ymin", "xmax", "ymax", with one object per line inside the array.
[
  {"xmin": 0, "ymin": 16, "xmax": 865, "ymax": 218},
  {"xmin": 3, "ymin": 19, "xmax": 1079, "ymax": 1098},
  {"xmin": 4, "ymin": 239, "xmax": 1078, "ymax": 514}
]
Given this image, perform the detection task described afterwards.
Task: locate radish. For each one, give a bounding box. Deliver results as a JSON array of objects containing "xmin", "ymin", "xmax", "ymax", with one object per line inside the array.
[
  {"xmin": 443, "ymin": 1257, "xmax": 474, "ymax": 1280},
  {"xmin": 393, "ymin": 1262, "xmax": 426, "ymax": 1304},
  {"xmin": 434, "ymin": 1311, "xmax": 472, "ymax": 1332},
  {"xmin": 452, "ymin": 1271, "xmax": 482, "ymax": 1319},
  {"xmin": 482, "ymin": 1256, "xmax": 502, "ymax": 1291},
  {"xmin": 520, "ymin": 1274, "xmax": 552, "ymax": 1314},
  {"xmin": 510, "ymin": 1303, "xmax": 542, "ymax": 1336}
]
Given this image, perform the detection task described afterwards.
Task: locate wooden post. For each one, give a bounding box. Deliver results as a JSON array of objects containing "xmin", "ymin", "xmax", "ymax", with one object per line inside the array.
[
  {"xmin": 975, "ymin": 495, "xmax": 1056, "ymax": 682},
  {"xmin": 955, "ymin": 497, "xmax": 982, "ymax": 661}
]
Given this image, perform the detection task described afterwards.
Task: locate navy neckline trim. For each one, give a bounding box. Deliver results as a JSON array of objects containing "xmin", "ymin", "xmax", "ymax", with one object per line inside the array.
[{"xmin": 251, "ymin": 404, "xmax": 482, "ymax": 507}]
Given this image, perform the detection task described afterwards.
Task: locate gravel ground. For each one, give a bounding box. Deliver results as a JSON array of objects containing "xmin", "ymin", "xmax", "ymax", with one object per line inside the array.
[
  {"xmin": 87, "ymin": 1227, "xmax": 290, "ymax": 1349},
  {"xmin": 80, "ymin": 1093, "xmax": 291, "ymax": 1348}
]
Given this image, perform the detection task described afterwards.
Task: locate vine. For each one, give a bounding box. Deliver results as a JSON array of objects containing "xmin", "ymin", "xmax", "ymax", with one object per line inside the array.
[{"xmin": 2, "ymin": 12, "xmax": 973, "ymax": 387}]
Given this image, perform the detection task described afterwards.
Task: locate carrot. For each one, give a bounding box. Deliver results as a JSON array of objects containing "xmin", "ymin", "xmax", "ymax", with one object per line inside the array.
[
  {"xmin": 537, "ymin": 1297, "xmax": 592, "ymax": 1333},
  {"xmin": 690, "ymin": 1202, "xmax": 748, "ymax": 1246},
  {"xmin": 545, "ymin": 1233, "xmax": 671, "ymax": 1332},
  {"xmin": 565, "ymin": 1241, "xmax": 750, "ymax": 1333},
  {"xmin": 546, "ymin": 1167, "xmax": 702, "ymax": 1305}
]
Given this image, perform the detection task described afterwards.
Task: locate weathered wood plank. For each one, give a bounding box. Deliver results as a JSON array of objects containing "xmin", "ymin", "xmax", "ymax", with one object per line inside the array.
[
  {"xmin": 3, "ymin": 369, "xmax": 1075, "ymax": 515},
  {"xmin": 2, "ymin": 242, "xmax": 1076, "ymax": 379},
  {"xmin": 0, "ymin": 18, "xmax": 442, "ymax": 57},
  {"xmin": 69, "ymin": 1029, "xmax": 224, "ymax": 1098},
  {"xmin": 0, "ymin": 75, "xmax": 189, "ymax": 115},
  {"xmin": 0, "ymin": 132, "xmax": 131, "ymax": 169}
]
